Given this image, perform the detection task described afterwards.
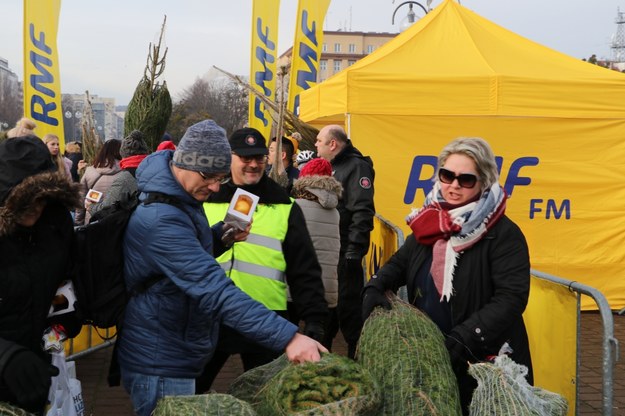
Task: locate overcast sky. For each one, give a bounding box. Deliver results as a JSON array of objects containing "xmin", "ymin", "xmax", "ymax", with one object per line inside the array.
[{"xmin": 1, "ymin": 0, "xmax": 623, "ymax": 105}]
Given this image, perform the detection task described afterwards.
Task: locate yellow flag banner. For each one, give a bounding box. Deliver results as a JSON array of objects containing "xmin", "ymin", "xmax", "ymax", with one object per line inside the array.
[
  {"xmin": 249, "ymin": 0, "xmax": 280, "ymax": 141},
  {"xmin": 287, "ymin": 0, "xmax": 330, "ymax": 116},
  {"xmin": 23, "ymin": 0, "xmax": 65, "ymax": 150}
]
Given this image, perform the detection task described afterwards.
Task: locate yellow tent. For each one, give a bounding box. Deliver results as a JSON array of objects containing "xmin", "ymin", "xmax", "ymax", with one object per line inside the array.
[{"xmin": 300, "ymin": 0, "xmax": 625, "ymax": 309}]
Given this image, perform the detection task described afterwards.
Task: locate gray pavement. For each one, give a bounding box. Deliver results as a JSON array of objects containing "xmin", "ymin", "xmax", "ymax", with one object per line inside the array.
[{"xmin": 74, "ymin": 312, "xmax": 625, "ymax": 415}]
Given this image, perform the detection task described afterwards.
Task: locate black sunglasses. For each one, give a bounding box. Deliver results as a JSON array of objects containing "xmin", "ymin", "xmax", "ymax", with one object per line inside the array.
[
  {"xmin": 438, "ymin": 167, "xmax": 478, "ymax": 189},
  {"xmin": 198, "ymin": 171, "xmax": 231, "ymax": 185}
]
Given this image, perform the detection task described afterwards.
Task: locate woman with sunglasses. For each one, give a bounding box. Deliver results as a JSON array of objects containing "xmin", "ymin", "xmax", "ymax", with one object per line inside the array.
[{"xmin": 361, "ymin": 137, "xmax": 532, "ymax": 414}]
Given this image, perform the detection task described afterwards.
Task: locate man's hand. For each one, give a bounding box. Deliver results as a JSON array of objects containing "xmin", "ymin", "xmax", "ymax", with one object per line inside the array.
[
  {"xmin": 285, "ymin": 333, "xmax": 328, "ymax": 364},
  {"xmin": 233, "ymin": 222, "xmax": 252, "ymax": 242},
  {"xmin": 221, "ymin": 222, "xmax": 252, "ymax": 246}
]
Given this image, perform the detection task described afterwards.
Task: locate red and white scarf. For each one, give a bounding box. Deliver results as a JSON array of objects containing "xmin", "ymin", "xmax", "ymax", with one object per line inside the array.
[{"xmin": 406, "ymin": 182, "xmax": 507, "ymax": 301}]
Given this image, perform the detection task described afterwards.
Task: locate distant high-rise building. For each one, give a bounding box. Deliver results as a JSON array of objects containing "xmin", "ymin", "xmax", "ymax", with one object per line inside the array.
[
  {"xmin": 62, "ymin": 93, "xmax": 120, "ymax": 142},
  {"xmin": 0, "ymin": 57, "xmax": 23, "ymax": 128}
]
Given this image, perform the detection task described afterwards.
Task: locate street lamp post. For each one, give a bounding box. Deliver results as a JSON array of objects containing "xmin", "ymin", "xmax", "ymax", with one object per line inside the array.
[{"xmin": 392, "ymin": 1, "xmax": 429, "ymax": 31}]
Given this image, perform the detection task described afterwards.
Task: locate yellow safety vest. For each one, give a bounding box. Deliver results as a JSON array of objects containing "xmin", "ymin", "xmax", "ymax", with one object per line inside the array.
[{"xmin": 203, "ymin": 201, "xmax": 292, "ymax": 310}]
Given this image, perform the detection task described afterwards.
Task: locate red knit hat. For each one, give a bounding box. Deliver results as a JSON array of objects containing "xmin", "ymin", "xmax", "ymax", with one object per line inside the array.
[
  {"xmin": 299, "ymin": 157, "xmax": 332, "ymax": 177},
  {"xmin": 157, "ymin": 140, "xmax": 176, "ymax": 151}
]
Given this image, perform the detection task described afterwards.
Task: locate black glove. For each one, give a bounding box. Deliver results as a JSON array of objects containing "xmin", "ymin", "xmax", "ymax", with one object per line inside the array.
[
  {"xmin": 444, "ymin": 329, "xmax": 476, "ymax": 373},
  {"xmin": 2, "ymin": 349, "xmax": 59, "ymax": 411},
  {"xmin": 361, "ymin": 286, "xmax": 391, "ymax": 322},
  {"xmin": 303, "ymin": 321, "xmax": 325, "ymax": 343}
]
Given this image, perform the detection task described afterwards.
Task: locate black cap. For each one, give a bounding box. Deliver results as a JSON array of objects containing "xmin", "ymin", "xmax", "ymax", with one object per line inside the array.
[
  {"xmin": 229, "ymin": 128, "xmax": 268, "ymax": 156},
  {"xmin": 0, "ymin": 136, "xmax": 55, "ymax": 205}
]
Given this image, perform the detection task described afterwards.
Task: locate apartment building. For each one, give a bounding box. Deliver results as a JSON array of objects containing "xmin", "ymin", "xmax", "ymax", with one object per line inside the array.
[
  {"xmin": 280, "ymin": 30, "xmax": 397, "ymax": 84},
  {"xmin": 318, "ymin": 31, "xmax": 397, "ymax": 81}
]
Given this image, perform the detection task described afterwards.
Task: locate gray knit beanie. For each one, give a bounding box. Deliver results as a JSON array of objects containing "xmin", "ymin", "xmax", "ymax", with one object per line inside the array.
[
  {"xmin": 120, "ymin": 130, "xmax": 149, "ymax": 158},
  {"xmin": 172, "ymin": 120, "xmax": 231, "ymax": 174}
]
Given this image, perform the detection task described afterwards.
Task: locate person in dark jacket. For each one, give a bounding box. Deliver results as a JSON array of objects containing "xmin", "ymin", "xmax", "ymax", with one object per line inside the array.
[
  {"xmin": 118, "ymin": 120, "xmax": 326, "ymax": 416},
  {"xmin": 0, "ymin": 136, "xmax": 81, "ymax": 413},
  {"xmin": 361, "ymin": 137, "xmax": 532, "ymax": 415},
  {"xmin": 315, "ymin": 124, "xmax": 375, "ymax": 358},
  {"xmin": 197, "ymin": 127, "xmax": 328, "ymax": 393}
]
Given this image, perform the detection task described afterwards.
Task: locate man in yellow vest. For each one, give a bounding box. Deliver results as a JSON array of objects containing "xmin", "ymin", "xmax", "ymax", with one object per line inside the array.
[{"xmin": 196, "ymin": 127, "xmax": 328, "ymax": 393}]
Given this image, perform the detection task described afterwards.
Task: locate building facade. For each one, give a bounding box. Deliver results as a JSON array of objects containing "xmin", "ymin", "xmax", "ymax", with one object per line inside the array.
[
  {"xmin": 62, "ymin": 93, "xmax": 121, "ymax": 142},
  {"xmin": 0, "ymin": 57, "xmax": 23, "ymax": 130},
  {"xmin": 318, "ymin": 31, "xmax": 397, "ymax": 82}
]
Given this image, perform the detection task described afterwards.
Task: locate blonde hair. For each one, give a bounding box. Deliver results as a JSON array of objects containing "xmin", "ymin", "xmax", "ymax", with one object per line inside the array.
[
  {"xmin": 6, "ymin": 117, "xmax": 37, "ymax": 138},
  {"xmin": 43, "ymin": 133, "xmax": 69, "ymax": 178}
]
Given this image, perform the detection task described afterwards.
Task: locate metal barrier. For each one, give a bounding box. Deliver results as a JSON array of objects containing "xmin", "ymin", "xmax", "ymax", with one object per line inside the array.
[
  {"xmin": 66, "ymin": 326, "xmax": 115, "ymax": 361},
  {"xmin": 531, "ymin": 269, "xmax": 619, "ymax": 416}
]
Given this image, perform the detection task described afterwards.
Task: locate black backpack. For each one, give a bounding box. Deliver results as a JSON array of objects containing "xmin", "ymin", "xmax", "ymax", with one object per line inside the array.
[{"xmin": 72, "ymin": 192, "xmax": 186, "ymax": 331}]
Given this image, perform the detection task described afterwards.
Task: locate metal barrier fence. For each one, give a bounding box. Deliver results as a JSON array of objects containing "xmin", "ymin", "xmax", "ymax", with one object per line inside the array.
[{"xmin": 531, "ymin": 270, "xmax": 619, "ymax": 416}]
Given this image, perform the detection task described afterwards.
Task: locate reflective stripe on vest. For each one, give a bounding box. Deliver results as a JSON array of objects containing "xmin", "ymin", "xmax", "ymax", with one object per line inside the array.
[
  {"xmin": 219, "ymin": 259, "xmax": 285, "ymax": 282},
  {"xmin": 204, "ymin": 200, "xmax": 293, "ymax": 310}
]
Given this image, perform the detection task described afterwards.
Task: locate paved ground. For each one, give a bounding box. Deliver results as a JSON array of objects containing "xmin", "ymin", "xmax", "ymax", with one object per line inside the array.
[{"xmin": 74, "ymin": 312, "xmax": 625, "ymax": 415}]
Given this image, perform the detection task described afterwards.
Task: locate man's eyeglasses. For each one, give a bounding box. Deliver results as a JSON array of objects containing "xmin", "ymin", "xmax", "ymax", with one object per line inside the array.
[
  {"xmin": 438, "ymin": 167, "xmax": 478, "ymax": 189},
  {"xmin": 198, "ymin": 171, "xmax": 230, "ymax": 185},
  {"xmin": 233, "ymin": 153, "xmax": 268, "ymax": 164}
]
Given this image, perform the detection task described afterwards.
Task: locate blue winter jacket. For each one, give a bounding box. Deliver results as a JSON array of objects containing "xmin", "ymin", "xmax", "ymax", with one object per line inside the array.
[{"xmin": 117, "ymin": 150, "xmax": 298, "ymax": 378}]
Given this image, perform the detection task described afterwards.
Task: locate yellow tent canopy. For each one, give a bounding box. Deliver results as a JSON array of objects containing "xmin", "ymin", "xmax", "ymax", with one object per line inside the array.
[{"xmin": 300, "ymin": 0, "xmax": 625, "ymax": 309}]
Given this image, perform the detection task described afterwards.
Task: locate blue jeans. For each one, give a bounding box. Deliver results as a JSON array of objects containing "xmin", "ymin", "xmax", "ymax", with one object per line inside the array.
[{"xmin": 121, "ymin": 370, "xmax": 195, "ymax": 416}]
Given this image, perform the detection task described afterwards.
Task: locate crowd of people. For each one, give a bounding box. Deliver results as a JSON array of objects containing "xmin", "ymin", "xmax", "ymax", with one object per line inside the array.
[{"xmin": 0, "ymin": 115, "xmax": 532, "ymax": 416}]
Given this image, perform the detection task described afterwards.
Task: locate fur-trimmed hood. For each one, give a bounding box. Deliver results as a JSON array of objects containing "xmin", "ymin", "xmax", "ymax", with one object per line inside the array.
[
  {"xmin": 0, "ymin": 171, "xmax": 80, "ymax": 236},
  {"xmin": 292, "ymin": 174, "xmax": 343, "ymax": 209}
]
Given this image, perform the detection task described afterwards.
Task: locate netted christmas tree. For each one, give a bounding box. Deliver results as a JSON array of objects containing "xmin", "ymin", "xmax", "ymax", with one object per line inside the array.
[
  {"xmin": 153, "ymin": 394, "xmax": 257, "ymax": 416},
  {"xmin": 229, "ymin": 353, "xmax": 381, "ymax": 416},
  {"xmin": 468, "ymin": 355, "xmax": 568, "ymax": 416},
  {"xmin": 357, "ymin": 294, "xmax": 462, "ymax": 415},
  {"xmin": 124, "ymin": 16, "xmax": 172, "ymax": 152},
  {"xmin": 0, "ymin": 401, "xmax": 35, "ymax": 416}
]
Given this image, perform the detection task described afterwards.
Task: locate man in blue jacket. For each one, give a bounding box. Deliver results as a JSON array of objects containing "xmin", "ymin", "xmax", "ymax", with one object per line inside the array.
[{"xmin": 117, "ymin": 120, "xmax": 326, "ymax": 416}]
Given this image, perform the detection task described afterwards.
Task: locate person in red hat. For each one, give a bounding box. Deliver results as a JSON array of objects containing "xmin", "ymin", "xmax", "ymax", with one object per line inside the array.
[{"xmin": 291, "ymin": 158, "xmax": 343, "ymax": 350}]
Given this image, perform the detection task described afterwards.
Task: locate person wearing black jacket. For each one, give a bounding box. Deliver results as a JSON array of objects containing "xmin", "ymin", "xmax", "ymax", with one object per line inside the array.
[
  {"xmin": 197, "ymin": 127, "xmax": 328, "ymax": 393},
  {"xmin": 0, "ymin": 136, "xmax": 82, "ymax": 413},
  {"xmin": 315, "ymin": 124, "xmax": 375, "ymax": 358},
  {"xmin": 361, "ymin": 137, "xmax": 532, "ymax": 414}
]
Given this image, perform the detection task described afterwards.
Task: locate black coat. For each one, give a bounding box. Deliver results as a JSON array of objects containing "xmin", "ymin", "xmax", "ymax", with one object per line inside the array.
[
  {"xmin": 0, "ymin": 202, "xmax": 77, "ymax": 403},
  {"xmin": 331, "ymin": 142, "xmax": 375, "ymax": 257},
  {"xmin": 369, "ymin": 215, "xmax": 533, "ymax": 377}
]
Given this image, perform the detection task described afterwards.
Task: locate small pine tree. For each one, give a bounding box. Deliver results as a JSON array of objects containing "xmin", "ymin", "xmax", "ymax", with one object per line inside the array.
[{"xmin": 124, "ymin": 16, "xmax": 172, "ymax": 152}]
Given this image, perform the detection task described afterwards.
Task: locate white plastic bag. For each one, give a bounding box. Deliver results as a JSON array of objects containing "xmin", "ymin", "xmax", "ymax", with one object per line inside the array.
[{"xmin": 46, "ymin": 351, "xmax": 84, "ymax": 416}]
